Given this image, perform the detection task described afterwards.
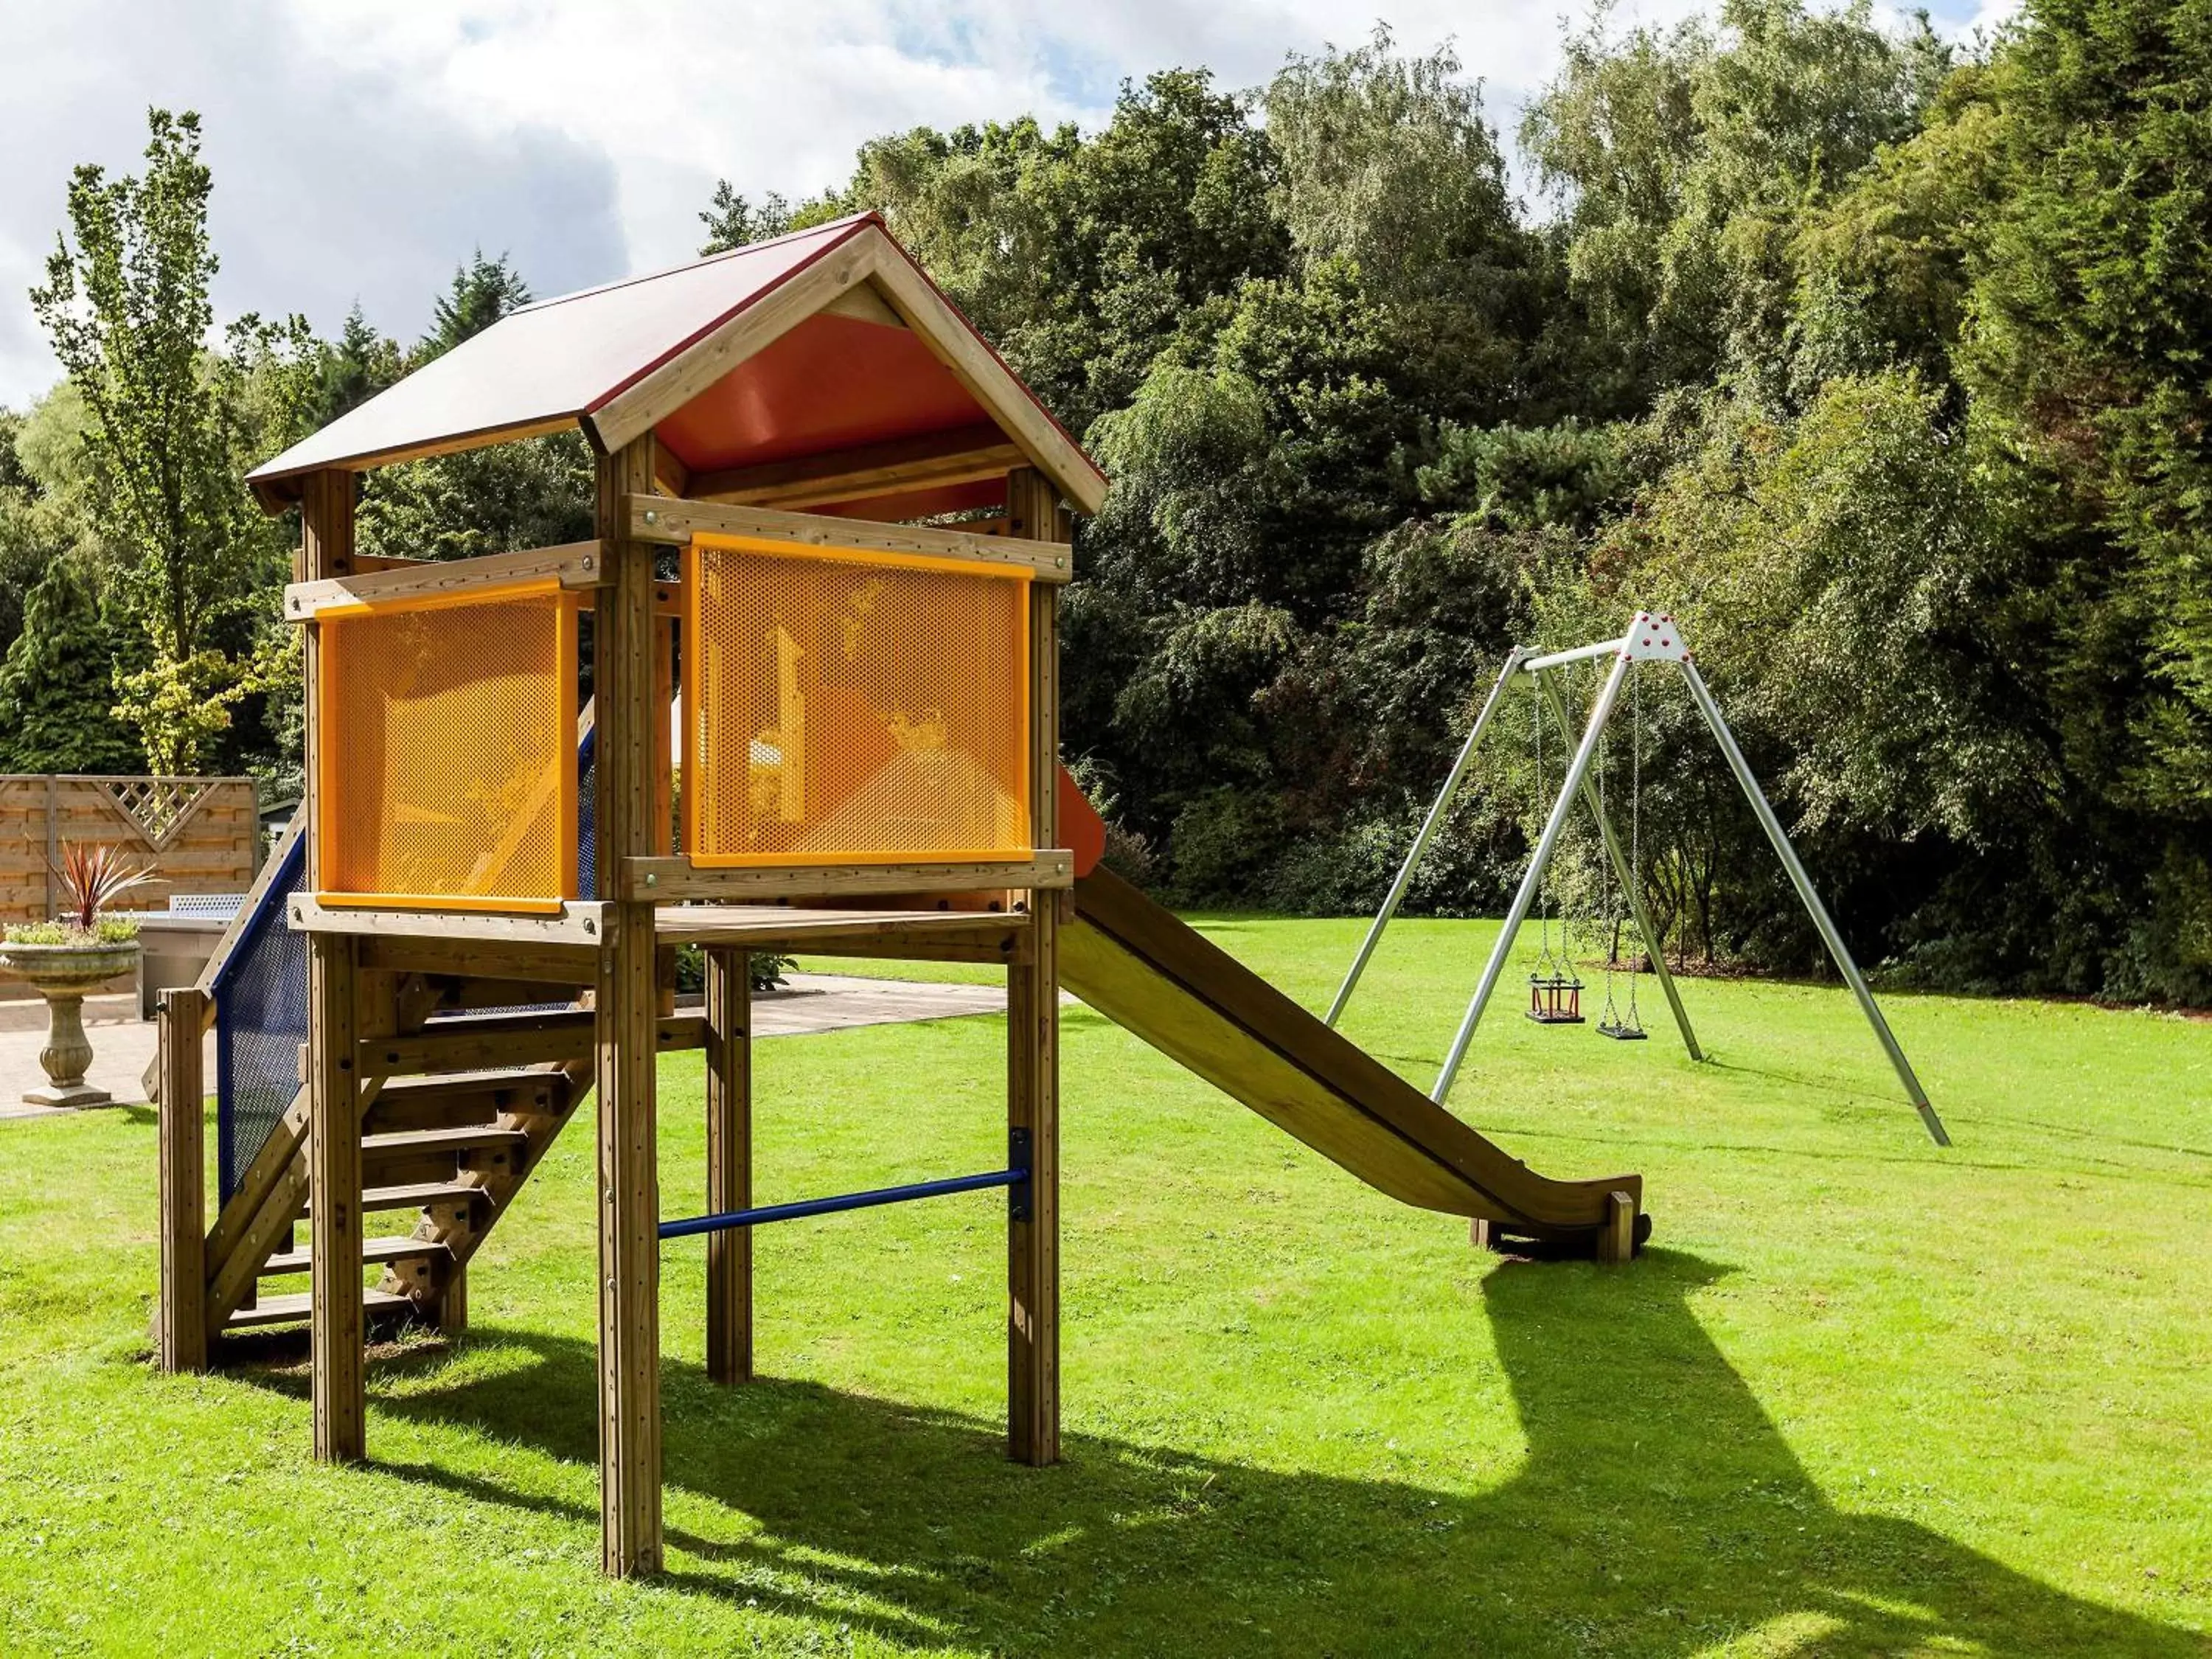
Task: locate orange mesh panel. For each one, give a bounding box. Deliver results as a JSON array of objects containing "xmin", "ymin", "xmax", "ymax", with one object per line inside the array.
[
  {"xmin": 686, "ymin": 538, "xmax": 1031, "ymax": 865},
  {"xmin": 319, "ymin": 594, "xmax": 577, "ymax": 911}
]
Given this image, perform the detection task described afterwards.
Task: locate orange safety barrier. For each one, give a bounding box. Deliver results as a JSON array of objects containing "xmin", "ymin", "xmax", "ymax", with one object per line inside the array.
[
  {"xmin": 316, "ymin": 590, "xmax": 579, "ymax": 913},
  {"xmin": 684, "ymin": 534, "xmax": 1032, "ymax": 866}
]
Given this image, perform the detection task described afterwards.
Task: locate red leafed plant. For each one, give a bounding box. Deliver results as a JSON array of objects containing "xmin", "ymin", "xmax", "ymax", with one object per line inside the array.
[{"xmin": 50, "ymin": 841, "xmax": 156, "ymax": 932}]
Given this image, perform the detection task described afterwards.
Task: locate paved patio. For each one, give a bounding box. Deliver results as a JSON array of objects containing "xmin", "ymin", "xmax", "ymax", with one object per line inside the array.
[{"xmin": 0, "ymin": 972, "xmax": 1012, "ymax": 1121}]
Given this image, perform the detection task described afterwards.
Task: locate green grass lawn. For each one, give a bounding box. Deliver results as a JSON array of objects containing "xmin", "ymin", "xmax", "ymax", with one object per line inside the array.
[{"xmin": 2, "ymin": 915, "xmax": 2208, "ymax": 1656}]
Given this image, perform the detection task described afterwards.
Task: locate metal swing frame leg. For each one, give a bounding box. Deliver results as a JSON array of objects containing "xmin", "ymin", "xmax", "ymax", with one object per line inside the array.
[
  {"xmin": 1433, "ymin": 655, "xmax": 1632, "ymax": 1104},
  {"xmin": 1326, "ymin": 648, "xmax": 1528, "ymax": 1028},
  {"xmin": 1677, "ymin": 661, "xmax": 1950, "ymax": 1147},
  {"xmin": 1533, "ymin": 669, "xmax": 1703, "ymax": 1062}
]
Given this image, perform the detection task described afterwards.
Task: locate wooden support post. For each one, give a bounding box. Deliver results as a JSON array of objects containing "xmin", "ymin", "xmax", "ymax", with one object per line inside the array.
[
  {"xmin": 1596, "ymin": 1191, "xmax": 1637, "ymax": 1265},
  {"xmin": 1006, "ymin": 468, "xmax": 1061, "ymax": 1466},
  {"xmin": 302, "ymin": 467, "xmax": 366, "ymax": 1464},
  {"xmin": 704, "ymin": 947, "xmax": 752, "ymax": 1385},
  {"xmin": 156, "ymin": 987, "xmax": 208, "ymax": 1373},
  {"xmin": 309, "ymin": 933, "xmax": 364, "ymax": 1461},
  {"xmin": 595, "ymin": 434, "xmax": 664, "ymax": 1576},
  {"xmin": 439, "ymin": 1265, "xmax": 468, "ymax": 1335}
]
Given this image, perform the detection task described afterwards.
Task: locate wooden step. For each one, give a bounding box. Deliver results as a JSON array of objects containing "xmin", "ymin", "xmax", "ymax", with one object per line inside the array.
[
  {"xmin": 364, "ymin": 1068, "xmax": 569, "ymax": 1134},
  {"xmin": 371, "ymin": 1067, "xmax": 568, "ymax": 1102},
  {"xmin": 305, "ymin": 1180, "xmax": 488, "ymax": 1216},
  {"xmin": 259, "ymin": 1234, "xmax": 452, "ymax": 1276},
  {"xmin": 361, "ymin": 1011, "xmax": 598, "ymax": 1076},
  {"xmin": 361, "ymin": 1009, "xmax": 696, "ymax": 1076},
  {"xmin": 363, "ymin": 1124, "xmax": 529, "ymax": 1159},
  {"xmin": 225, "ymin": 1287, "xmax": 414, "ymax": 1332},
  {"xmin": 371, "ymin": 1068, "xmax": 566, "ymax": 1103}
]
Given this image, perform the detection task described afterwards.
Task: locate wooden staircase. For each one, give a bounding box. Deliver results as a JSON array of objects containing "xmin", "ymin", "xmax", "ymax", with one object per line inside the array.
[{"xmin": 199, "ymin": 981, "xmax": 598, "ymax": 1348}]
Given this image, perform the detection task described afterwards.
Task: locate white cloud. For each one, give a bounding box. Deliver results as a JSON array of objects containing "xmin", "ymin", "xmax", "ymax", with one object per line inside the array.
[
  {"xmin": 0, "ymin": 0, "xmax": 1992, "ymax": 408},
  {"xmin": 0, "ymin": 0, "xmax": 625, "ymax": 405}
]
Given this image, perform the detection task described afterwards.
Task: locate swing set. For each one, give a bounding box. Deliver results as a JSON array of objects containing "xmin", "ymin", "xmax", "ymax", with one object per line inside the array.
[{"xmin": 1326, "ymin": 612, "xmax": 1951, "ymax": 1148}]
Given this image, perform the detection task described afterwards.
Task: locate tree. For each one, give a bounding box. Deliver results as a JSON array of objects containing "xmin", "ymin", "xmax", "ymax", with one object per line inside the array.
[
  {"xmin": 310, "ymin": 302, "xmax": 406, "ymax": 428},
  {"xmin": 826, "ymin": 71, "xmax": 1287, "ymax": 434},
  {"xmin": 1523, "ymin": 0, "xmax": 1947, "ymax": 405},
  {"xmin": 28, "ymin": 108, "xmax": 307, "ymax": 775},
  {"xmin": 423, "ymin": 251, "xmax": 533, "ymax": 359},
  {"xmin": 356, "ymin": 254, "xmax": 592, "ymax": 563},
  {"xmin": 1957, "ymin": 0, "xmax": 2212, "ymax": 822},
  {"xmin": 0, "ymin": 558, "xmax": 145, "ymax": 773},
  {"xmin": 355, "ymin": 432, "xmax": 594, "ymax": 563},
  {"xmin": 0, "ymin": 403, "xmax": 79, "ymax": 660},
  {"xmin": 1265, "ymin": 29, "xmax": 1518, "ymax": 302},
  {"xmin": 698, "ymin": 181, "xmax": 794, "ymax": 254}
]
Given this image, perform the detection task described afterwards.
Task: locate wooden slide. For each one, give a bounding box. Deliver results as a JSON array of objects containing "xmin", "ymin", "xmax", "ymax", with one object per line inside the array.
[{"xmin": 1061, "ymin": 863, "xmax": 1649, "ymax": 1251}]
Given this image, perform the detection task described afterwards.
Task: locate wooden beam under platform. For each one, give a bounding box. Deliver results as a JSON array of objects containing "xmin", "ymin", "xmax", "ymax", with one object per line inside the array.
[
  {"xmin": 341, "ymin": 906, "xmax": 1030, "ymax": 973},
  {"xmin": 290, "ymin": 897, "xmax": 612, "ymax": 947},
  {"xmin": 654, "ymin": 905, "xmax": 1030, "ymax": 953},
  {"xmin": 619, "ymin": 853, "xmax": 1073, "ymax": 905}
]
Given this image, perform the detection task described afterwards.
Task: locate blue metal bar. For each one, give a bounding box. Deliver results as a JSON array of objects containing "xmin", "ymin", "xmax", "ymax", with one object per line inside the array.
[{"xmin": 659, "ymin": 1167, "xmax": 1024, "ymax": 1241}]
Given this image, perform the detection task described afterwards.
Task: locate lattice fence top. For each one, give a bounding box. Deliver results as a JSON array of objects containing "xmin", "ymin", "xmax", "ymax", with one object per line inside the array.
[
  {"xmin": 0, "ymin": 773, "xmax": 254, "ymax": 852},
  {"xmin": 94, "ymin": 777, "xmax": 222, "ymax": 851}
]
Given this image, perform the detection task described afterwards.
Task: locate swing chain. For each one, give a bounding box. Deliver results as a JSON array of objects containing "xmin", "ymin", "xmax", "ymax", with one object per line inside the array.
[
  {"xmin": 1597, "ymin": 675, "xmax": 1624, "ymax": 1031},
  {"xmin": 1531, "ymin": 676, "xmax": 1560, "ymax": 979}
]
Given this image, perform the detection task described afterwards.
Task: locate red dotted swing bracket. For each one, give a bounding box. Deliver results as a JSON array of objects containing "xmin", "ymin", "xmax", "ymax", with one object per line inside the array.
[{"xmin": 1618, "ymin": 611, "xmax": 1694, "ymax": 664}]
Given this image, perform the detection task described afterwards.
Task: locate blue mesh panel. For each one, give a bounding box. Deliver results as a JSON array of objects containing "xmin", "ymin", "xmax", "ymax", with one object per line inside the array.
[
  {"xmin": 577, "ymin": 726, "xmax": 597, "ymax": 899},
  {"xmin": 213, "ymin": 832, "xmax": 308, "ymax": 1203}
]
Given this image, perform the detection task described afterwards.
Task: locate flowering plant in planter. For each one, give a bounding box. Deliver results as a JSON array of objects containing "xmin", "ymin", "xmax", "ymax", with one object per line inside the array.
[
  {"xmin": 0, "ymin": 843, "xmax": 158, "ymax": 1107},
  {"xmin": 4, "ymin": 841, "xmax": 157, "ymax": 943}
]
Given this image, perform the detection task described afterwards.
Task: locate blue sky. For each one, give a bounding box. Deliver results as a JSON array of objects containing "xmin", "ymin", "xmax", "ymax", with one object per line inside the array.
[{"xmin": 0, "ymin": 0, "xmax": 2011, "ymax": 408}]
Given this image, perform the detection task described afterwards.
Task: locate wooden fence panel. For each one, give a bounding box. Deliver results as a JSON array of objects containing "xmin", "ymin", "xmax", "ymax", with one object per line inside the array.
[{"xmin": 0, "ymin": 776, "xmax": 260, "ymax": 928}]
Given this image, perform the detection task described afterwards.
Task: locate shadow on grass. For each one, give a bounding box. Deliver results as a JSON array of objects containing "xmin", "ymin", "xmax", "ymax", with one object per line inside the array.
[{"xmin": 235, "ymin": 1251, "xmax": 2199, "ymax": 1655}]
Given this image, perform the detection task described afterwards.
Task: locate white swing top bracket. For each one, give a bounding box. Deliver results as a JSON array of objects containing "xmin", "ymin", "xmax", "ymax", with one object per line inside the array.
[{"xmin": 1618, "ymin": 611, "xmax": 1692, "ymax": 663}]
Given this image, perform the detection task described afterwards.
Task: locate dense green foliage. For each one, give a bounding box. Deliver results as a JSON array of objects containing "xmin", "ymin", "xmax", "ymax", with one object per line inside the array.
[
  {"xmin": 738, "ymin": 0, "xmax": 2210, "ymax": 1001},
  {"xmin": 0, "ymin": 558, "xmax": 144, "ymax": 773},
  {"xmin": 5, "ymin": 0, "xmax": 2207, "ymax": 998}
]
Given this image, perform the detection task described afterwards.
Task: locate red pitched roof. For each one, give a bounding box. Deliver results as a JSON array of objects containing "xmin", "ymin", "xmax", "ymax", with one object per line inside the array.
[{"xmin": 248, "ymin": 213, "xmax": 1104, "ymax": 512}]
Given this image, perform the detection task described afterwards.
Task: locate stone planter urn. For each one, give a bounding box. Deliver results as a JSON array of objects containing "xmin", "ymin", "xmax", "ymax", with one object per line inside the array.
[{"xmin": 0, "ymin": 938, "xmax": 142, "ymax": 1107}]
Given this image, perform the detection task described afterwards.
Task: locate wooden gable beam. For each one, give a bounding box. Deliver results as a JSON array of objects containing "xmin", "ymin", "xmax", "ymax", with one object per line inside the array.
[
  {"xmin": 821, "ymin": 281, "xmax": 905, "ymax": 329},
  {"xmin": 685, "ymin": 423, "xmax": 1023, "ymax": 510}
]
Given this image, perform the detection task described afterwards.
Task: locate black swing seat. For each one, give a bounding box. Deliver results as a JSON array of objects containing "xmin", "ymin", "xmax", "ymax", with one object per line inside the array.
[{"xmin": 1597, "ymin": 1019, "xmax": 1648, "ymax": 1041}]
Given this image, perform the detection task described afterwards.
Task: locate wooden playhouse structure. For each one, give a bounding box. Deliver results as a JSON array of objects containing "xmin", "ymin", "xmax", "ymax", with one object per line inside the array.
[{"xmin": 155, "ymin": 213, "xmax": 1646, "ymax": 1581}]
